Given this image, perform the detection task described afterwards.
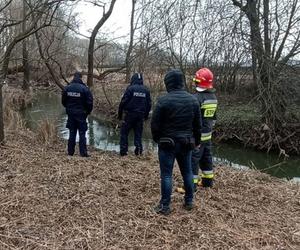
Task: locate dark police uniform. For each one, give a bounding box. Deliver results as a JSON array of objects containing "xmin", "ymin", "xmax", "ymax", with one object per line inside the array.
[
  {"xmin": 118, "ymin": 73, "xmax": 151, "ymax": 156},
  {"xmin": 62, "ymin": 72, "xmax": 93, "ymax": 157}
]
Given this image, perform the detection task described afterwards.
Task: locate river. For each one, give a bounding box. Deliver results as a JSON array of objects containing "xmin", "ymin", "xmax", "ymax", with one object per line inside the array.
[{"xmin": 22, "ymin": 91, "xmax": 300, "ymax": 181}]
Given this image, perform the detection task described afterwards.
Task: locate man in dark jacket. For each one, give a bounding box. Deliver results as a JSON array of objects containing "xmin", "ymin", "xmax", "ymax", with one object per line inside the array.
[
  {"xmin": 62, "ymin": 72, "xmax": 93, "ymax": 157},
  {"xmin": 151, "ymin": 69, "xmax": 201, "ymax": 215},
  {"xmin": 118, "ymin": 73, "xmax": 151, "ymax": 156}
]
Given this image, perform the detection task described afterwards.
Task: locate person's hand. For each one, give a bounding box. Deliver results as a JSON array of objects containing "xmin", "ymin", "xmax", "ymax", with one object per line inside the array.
[{"xmin": 196, "ymin": 144, "xmax": 201, "ymax": 149}]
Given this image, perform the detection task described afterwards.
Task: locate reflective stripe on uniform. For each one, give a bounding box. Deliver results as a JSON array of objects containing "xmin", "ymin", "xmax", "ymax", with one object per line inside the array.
[
  {"xmin": 201, "ymin": 170, "xmax": 214, "ymax": 179},
  {"xmin": 201, "ymin": 100, "xmax": 218, "ymax": 118},
  {"xmin": 201, "ymin": 132, "xmax": 212, "ymax": 141},
  {"xmin": 203, "ymin": 99, "xmax": 218, "ymax": 104},
  {"xmin": 193, "ymin": 175, "xmax": 199, "ymax": 183},
  {"xmin": 201, "ymin": 99, "xmax": 218, "ymax": 108}
]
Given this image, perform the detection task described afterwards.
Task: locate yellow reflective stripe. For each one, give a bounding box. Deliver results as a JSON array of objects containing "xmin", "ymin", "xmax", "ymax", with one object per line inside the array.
[
  {"xmin": 202, "ymin": 170, "xmax": 213, "ymax": 174},
  {"xmin": 201, "ymin": 173, "xmax": 214, "ymax": 179},
  {"xmin": 193, "ymin": 178, "xmax": 198, "ymax": 184},
  {"xmin": 201, "ymin": 103, "xmax": 217, "ymax": 109},
  {"xmin": 201, "ymin": 134, "xmax": 212, "ymax": 141}
]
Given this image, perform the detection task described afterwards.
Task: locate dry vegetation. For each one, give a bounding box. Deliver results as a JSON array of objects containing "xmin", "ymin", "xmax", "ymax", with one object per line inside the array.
[
  {"xmin": 0, "ymin": 129, "xmax": 299, "ymax": 250},
  {"xmin": 2, "ymin": 85, "xmax": 33, "ymax": 132}
]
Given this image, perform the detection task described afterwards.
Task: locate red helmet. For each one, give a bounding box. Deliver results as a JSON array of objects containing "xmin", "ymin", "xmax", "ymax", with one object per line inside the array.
[{"xmin": 193, "ymin": 68, "xmax": 214, "ymax": 90}]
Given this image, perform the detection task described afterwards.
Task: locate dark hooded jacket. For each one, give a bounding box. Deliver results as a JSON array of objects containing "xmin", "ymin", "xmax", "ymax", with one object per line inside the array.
[
  {"xmin": 151, "ymin": 69, "xmax": 201, "ymax": 145},
  {"xmin": 62, "ymin": 73, "xmax": 93, "ymax": 116},
  {"xmin": 118, "ymin": 73, "xmax": 151, "ymax": 119}
]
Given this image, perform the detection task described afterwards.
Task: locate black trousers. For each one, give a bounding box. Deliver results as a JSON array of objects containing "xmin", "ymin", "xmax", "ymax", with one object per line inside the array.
[
  {"xmin": 120, "ymin": 113, "xmax": 144, "ymax": 155},
  {"xmin": 66, "ymin": 113, "xmax": 88, "ymax": 156}
]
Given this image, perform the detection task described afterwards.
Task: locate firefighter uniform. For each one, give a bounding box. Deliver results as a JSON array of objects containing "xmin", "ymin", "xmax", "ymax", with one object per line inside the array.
[{"xmin": 192, "ymin": 89, "xmax": 217, "ymax": 188}]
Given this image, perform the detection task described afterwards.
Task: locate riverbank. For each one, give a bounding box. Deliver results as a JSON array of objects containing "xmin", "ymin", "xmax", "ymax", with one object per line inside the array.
[
  {"xmin": 0, "ymin": 130, "xmax": 299, "ymax": 249},
  {"xmin": 92, "ymin": 79, "xmax": 300, "ymax": 156}
]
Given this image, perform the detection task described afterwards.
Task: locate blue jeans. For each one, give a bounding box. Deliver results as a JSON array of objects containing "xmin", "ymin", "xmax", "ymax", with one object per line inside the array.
[{"xmin": 158, "ymin": 142, "xmax": 193, "ymax": 207}]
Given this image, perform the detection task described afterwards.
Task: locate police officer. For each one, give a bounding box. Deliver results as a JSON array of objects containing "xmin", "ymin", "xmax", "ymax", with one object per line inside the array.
[
  {"xmin": 192, "ymin": 68, "xmax": 218, "ymax": 188},
  {"xmin": 118, "ymin": 73, "xmax": 151, "ymax": 156},
  {"xmin": 151, "ymin": 69, "xmax": 201, "ymax": 215},
  {"xmin": 62, "ymin": 72, "xmax": 93, "ymax": 157}
]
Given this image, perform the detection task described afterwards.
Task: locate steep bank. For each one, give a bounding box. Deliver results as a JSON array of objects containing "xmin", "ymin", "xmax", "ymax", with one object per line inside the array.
[
  {"xmin": 0, "ymin": 130, "xmax": 299, "ymax": 249},
  {"xmin": 215, "ymin": 96, "xmax": 300, "ymax": 156}
]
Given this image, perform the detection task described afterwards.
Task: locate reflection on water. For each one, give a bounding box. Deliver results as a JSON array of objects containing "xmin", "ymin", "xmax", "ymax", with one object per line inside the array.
[{"xmin": 22, "ymin": 91, "xmax": 300, "ymax": 180}]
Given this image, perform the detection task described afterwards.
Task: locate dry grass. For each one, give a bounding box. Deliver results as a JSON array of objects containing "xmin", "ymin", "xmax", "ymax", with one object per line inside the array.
[
  {"xmin": 0, "ymin": 130, "xmax": 299, "ymax": 249},
  {"xmin": 3, "ymin": 85, "xmax": 33, "ymax": 132},
  {"xmin": 36, "ymin": 119, "xmax": 58, "ymax": 145},
  {"xmin": 3, "ymin": 85, "xmax": 33, "ymax": 111},
  {"xmin": 3, "ymin": 108, "xmax": 25, "ymax": 132}
]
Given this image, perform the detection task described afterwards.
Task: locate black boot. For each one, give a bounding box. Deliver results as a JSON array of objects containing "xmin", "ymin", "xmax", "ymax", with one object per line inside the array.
[
  {"xmin": 183, "ymin": 202, "xmax": 194, "ymax": 211},
  {"xmin": 202, "ymin": 178, "xmax": 213, "ymax": 188},
  {"xmin": 153, "ymin": 204, "xmax": 171, "ymax": 215}
]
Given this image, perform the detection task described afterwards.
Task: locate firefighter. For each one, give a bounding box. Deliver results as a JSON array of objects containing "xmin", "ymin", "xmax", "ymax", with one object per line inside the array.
[
  {"xmin": 62, "ymin": 72, "xmax": 93, "ymax": 157},
  {"xmin": 118, "ymin": 73, "xmax": 151, "ymax": 156},
  {"xmin": 191, "ymin": 68, "xmax": 218, "ymax": 189},
  {"xmin": 151, "ymin": 69, "xmax": 201, "ymax": 215}
]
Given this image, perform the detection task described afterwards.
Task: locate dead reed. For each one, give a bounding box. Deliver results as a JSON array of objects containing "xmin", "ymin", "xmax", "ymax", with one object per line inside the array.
[
  {"xmin": 36, "ymin": 119, "xmax": 58, "ymax": 144},
  {"xmin": 0, "ymin": 130, "xmax": 299, "ymax": 249}
]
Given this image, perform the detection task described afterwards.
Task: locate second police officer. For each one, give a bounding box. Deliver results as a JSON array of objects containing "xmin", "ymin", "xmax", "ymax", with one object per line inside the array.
[{"xmin": 118, "ymin": 73, "xmax": 151, "ymax": 156}]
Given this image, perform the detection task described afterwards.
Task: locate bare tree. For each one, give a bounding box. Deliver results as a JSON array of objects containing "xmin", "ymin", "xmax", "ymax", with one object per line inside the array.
[
  {"xmin": 0, "ymin": 0, "xmax": 65, "ymax": 143},
  {"xmin": 22, "ymin": 0, "xmax": 30, "ymax": 91},
  {"xmin": 125, "ymin": 0, "xmax": 137, "ymax": 83},
  {"xmin": 232, "ymin": 0, "xmax": 300, "ymax": 127},
  {"xmin": 87, "ymin": 0, "xmax": 117, "ymax": 88}
]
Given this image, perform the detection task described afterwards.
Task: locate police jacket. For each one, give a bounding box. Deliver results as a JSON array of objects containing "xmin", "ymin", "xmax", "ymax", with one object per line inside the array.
[
  {"xmin": 151, "ymin": 70, "xmax": 201, "ymax": 145},
  {"xmin": 118, "ymin": 73, "xmax": 151, "ymax": 119},
  {"xmin": 62, "ymin": 77, "xmax": 93, "ymax": 116},
  {"xmin": 194, "ymin": 88, "xmax": 217, "ymax": 143}
]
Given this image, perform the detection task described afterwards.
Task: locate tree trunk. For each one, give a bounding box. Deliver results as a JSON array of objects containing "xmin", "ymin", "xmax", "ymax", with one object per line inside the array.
[
  {"xmin": 0, "ymin": 83, "xmax": 4, "ymax": 144},
  {"xmin": 125, "ymin": 0, "xmax": 136, "ymax": 83},
  {"xmin": 22, "ymin": 0, "xmax": 30, "ymax": 91},
  {"xmin": 87, "ymin": 0, "xmax": 117, "ymax": 88},
  {"xmin": 233, "ymin": 0, "xmax": 286, "ymax": 128}
]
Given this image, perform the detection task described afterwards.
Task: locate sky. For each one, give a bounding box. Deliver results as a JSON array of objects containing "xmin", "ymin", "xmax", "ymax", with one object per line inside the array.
[{"xmin": 74, "ymin": 0, "xmax": 132, "ymax": 41}]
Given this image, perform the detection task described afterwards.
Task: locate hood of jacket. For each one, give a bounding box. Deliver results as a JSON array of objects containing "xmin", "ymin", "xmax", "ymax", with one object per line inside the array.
[
  {"xmin": 130, "ymin": 73, "xmax": 143, "ymax": 85},
  {"xmin": 71, "ymin": 72, "xmax": 84, "ymax": 85},
  {"xmin": 164, "ymin": 69, "xmax": 184, "ymax": 92}
]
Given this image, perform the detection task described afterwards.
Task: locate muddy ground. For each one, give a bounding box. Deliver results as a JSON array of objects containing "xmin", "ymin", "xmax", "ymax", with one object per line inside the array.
[{"xmin": 0, "ymin": 129, "xmax": 299, "ymax": 249}]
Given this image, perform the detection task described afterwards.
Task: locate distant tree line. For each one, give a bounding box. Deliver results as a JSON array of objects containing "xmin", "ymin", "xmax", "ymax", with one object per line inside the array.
[{"xmin": 0, "ymin": 0, "xmax": 299, "ymax": 144}]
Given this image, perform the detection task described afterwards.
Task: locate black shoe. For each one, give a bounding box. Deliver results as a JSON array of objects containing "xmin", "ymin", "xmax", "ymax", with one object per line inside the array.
[
  {"xmin": 81, "ymin": 154, "xmax": 90, "ymax": 157},
  {"xmin": 202, "ymin": 178, "xmax": 213, "ymax": 188},
  {"xmin": 134, "ymin": 148, "xmax": 142, "ymax": 156},
  {"xmin": 183, "ymin": 203, "xmax": 194, "ymax": 211},
  {"xmin": 120, "ymin": 152, "xmax": 128, "ymax": 156},
  {"xmin": 153, "ymin": 204, "xmax": 171, "ymax": 215}
]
